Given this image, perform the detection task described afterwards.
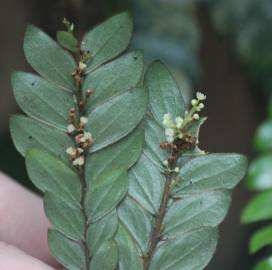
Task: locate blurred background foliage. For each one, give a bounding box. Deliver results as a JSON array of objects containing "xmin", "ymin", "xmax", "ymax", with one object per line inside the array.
[
  {"xmin": 209, "ymin": 0, "xmax": 272, "ymax": 269},
  {"xmin": 0, "ymin": 0, "xmax": 271, "ymax": 269},
  {"xmin": 210, "ymin": 0, "xmax": 272, "ymax": 95}
]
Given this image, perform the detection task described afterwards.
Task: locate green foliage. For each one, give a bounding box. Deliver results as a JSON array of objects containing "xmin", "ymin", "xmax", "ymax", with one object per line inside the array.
[
  {"xmin": 242, "ymin": 101, "xmax": 272, "ymax": 269},
  {"xmin": 10, "ymin": 12, "xmax": 247, "ymax": 270},
  {"xmin": 57, "ymin": 31, "xmax": 77, "ymax": 52},
  {"xmin": 82, "ymin": 12, "xmax": 133, "ymax": 72}
]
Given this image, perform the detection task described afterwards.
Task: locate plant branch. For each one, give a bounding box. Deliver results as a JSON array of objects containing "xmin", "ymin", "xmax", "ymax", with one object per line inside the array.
[
  {"xmin": 71, "ymin": 45, "xmax": 91, "ymax": 270},
  {"xmin": 143, "ymin": 172, "xmax": 174, "ymax": 270}
]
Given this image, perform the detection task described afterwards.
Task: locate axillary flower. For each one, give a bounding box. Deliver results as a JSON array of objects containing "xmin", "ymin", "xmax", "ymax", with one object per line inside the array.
[{"xmin": 162, "ymin": 91, "xmax": 206, "ymax": 143}]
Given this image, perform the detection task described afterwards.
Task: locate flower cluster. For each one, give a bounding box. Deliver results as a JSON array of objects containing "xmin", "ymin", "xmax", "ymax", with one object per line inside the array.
[
  {"xmin": 66, "ymin": 116, "xmax": 94, "ymax": 167},
  {"xmin": 163, "ymin": 159, "xmax": 180, "ymax": 173},
  {"xmin": 162, "ymin": 91, "xmax": 206, "ymax": 143}
]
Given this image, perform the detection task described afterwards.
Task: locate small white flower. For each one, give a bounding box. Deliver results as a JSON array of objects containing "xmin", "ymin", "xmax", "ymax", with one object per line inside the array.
[
  {"xmin": 80, "ymin": 116, "xmax": 88, "ymax": 125},
  {"xmin": 77, "ymin": 147, "xmax": 84, "ymax": 154},
  {"xmin": 174, "ymin": 167, "xmax": 180, "ymax": 173},
  {"xmin": 84, "ymin": 132, "xmax": 93, "ymax": 140},
  {"xmin": 79, "ymin": 132, "xmax": 93, "ymax": 144},
  {"xmin": 163, "ymin": 160, "xmax": 169, "ymax": 166},
  {"xmin": 196, "ymin": 103, "xmax": 204, "ymax": 112},
  {"xmin": 72, "ymin": 156, "xmax": 85, "ymax": 166},
  {"xmin": 175, "ymin": 117, "xmax": 183, "ymax": 129},
  {"xmin": 193, "ymin": 113, "xmax": 200, "ymax": 120},
  {"xmin": 67, "ymin": 124, "xmax": 76, "ymax": 133},
  {"xmin": 191, "ymin": 99, "xmax": 198, "ymax": 106},
  {"xmin": 163, "ymin": 113, "xmax": 174, "ymax": 128},
  {"xmin": 196, "ymin": 92, "xmax": 206, "ymax": 101},
  {"xmin": 66, "ymin": 147, "xmax": 76, "ymax": 155},
  {"xmin": 79, "ymin": 61, "xmax": 87, "ymax": 70},
  {"xmin": 80, "ymin": 136, "xmax": 86, "ymax": 143},
  {"xmin": 166, "ymin": 136, "xmax": 174, "ymax": 143},
  {"xmin": 163, "ymin": 113, "xmax": 171, "ymax": 121},
  {"xmin": 165, "ymin": 128, "xmax": 175, "ymax": 137},
  {"xmin": 178, "ymin": 133, "xmax": 184, "ymax": 139}
]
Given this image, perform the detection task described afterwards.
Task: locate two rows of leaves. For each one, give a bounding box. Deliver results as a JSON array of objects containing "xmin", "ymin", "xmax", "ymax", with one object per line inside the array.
[
  {"xmin": 10, "ymin": 12, "xmax": 247, "ymax": 270},
  {"xmin": 242, "ymin": 98, "xmax": 272, "ymax": 270}
]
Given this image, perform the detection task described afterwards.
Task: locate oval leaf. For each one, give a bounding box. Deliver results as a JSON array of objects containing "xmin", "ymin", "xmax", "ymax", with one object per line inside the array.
[
  {"xmin": 24, "ymin": 25, "xmax": 76, "ymax": 89},
  {"xmin": 10, "ymin": 115, "xmax": 73, "ymax": 161},
  {"xmin": 250, "ymin": 225, "xmax": 272, "ymax": 254},
  {"xmin": 87, "ymin": 210, "xmax": 118, "ymax": 255},
  {"xmin": 85, "ymin": 128, "xmax": 143, "ymax": 182},
  {"xmin": 163, "ymin": 190, "xmax": 231, "ymax": 236},
  {"xmin": 48, "ymin": 230, "xmax": 85, "ymax": 270},
  {"xmin": 26, "ymin": 149, "xmax": 81, "ymax": 205},
  {"xmin": 82, "ymin": 12, "xmax": 133, "ymax": 72},
  {"xmin": 242, "ymin": 190, "xmax": 272, "ymax": 223},
  {"xmin": 12, "ymin": 71, "xmax": 74, "ymax": 129},
  {"xmin": 255, "ymin": 120, "xmax": 272, "ymax": 153},
  {"xmin": 174, "ymin": 153, "xmax": 248, "ymax": 194},
  {"xmin": 128, "ymin": 154, "xmax": 164, "ymax": 215},
  {"xmin": 89, "ymin": 240, "xmax": 118, "ymax": 270},
  {"xmin": 87, "ymin": 87, "xmax": 147, "ymax": 152},
  {"xmin": 115, "ymin": 224, "xmax": 143, "ymax": 270},
  {"xmin": 246, "ymin": 155, "xmax": 272, "ymax": 191},
  {"xmin": 149, "ymin": 227, "xmax": 218, "ymax": 270},
  {"xmin": 118, "ymin": 197, "xmax": 152, "ymax": 252},
  {"xmin": 44, "ymin": 192, "xmax": 84, "ymax": 241},
  {"xmin": 83, "ymin": 50, "xmax": 144, "ymax": 110},
  {"xmin": 57, "ymin": 31, "xmax": 77, "ymax": 52},
  {"xmin": 85, "ymin": 169, "xmax": 128, "ymax": 222},
  {"xmin": 144, "ymin": 61, "xmax": 185, "ymax": 125}
]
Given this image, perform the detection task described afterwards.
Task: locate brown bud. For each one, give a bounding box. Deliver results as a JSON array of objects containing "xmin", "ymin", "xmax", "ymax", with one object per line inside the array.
[{"xmin": 86, "ymin": 89, "xmax": 94, "ymax": 97}]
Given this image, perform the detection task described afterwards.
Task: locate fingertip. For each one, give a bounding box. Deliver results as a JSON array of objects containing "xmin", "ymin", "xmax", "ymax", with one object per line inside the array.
[
  {"xmin": 0, "ymin": 241, "xmax": 56, "ymax": 270},
  {"xmin": 0, "ymin": 172, "xmax": 57, "ymax": 266}
]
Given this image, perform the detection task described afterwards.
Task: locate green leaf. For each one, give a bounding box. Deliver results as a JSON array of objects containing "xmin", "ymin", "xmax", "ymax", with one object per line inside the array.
[
  {"xmin": 174, "ymin": 153, "xmax": 248, "ymax": 194},
  {"xmin": 85, "ymin": 169, "xmax": 128, "ymax": 222},
  {"xmin": 12, "ymin": 71, "xmax": 74, "ymax": 129},
  {"xmin": 128, "ymin": 154, "xmax": 164, "ymax": 215},
  {"xmin": 48, "ymin": 229, "xmax": 85, "ymax": 270},
  {"xmin": 185, "ymin": 117, "xmax": 207, "ymax": 155},
  {"xmin": 255, "ymin": 257, "xmax": 272, "ymax": 270},
  {"xmin": 87, "ymin": 210, "xmax": 118, "ymax": 255},
  {"xmin": 242, "ymin": 190, "xmax": 272, "ymax": 223},
  {"xmin": 24, "ymin": 25, "xmax": 76, "ymax": 90},
  {"xmin": 87, "ymin": 87, "xmax": 147, "ymax": 152},
  {"xmin": 44, "ymin": 192, "xmax": 84, "ymax": 241},
  {"xmin": 10, "ymin": 115, "xmax": 73, "ymax": 161},
  {"xmin": 85, "ymin": 128, "xmax": 143, "ymax": 182},
  {"xmin": 57, "ymin": 31, "xmax": 77, "ymax": 52},
  {"xmin": 118, "ymin": 197, "xmax": 152, "ymax": 252},
  {"xmin": 149, "ymin": 227, "xmax": 218, "ymax": 270},
  {"xmin": 115, "ymin": 224, "xmax": 143, "ymax": 270},
  {"xmin": 255, "ymin": 120, "xmax": 272, "ymax": 153},
  {"xmin": 83, "ymin": 50, "xmax": 144, "ymax": 110},
  {"xmin": 143, "ymin": 117, "xmax": 167, "ymax": 168},
  {"xmin": 26, "ymin": 149, "xmax": 81, "ymax": 205},
  {"xmin": 89, "ymin": 240, "xmax": 118, "ymax": 270},
  {"xmin": 163, "ymin": 190, "xmax": 231, "ymax": 236},
  {"xmin": 246, "ymin": 155, "xmax": 272, "ymax": 191},
  {"xmin": 82, "ymin": 12, "xmax": 133, "ymax": 72},
  {"xmin": 250, "ymin": 225, "xmax": 272, "ymax": 254},
  {"xmin": 144, "ymin": 61, "xmax": 186, "ymax": 125}
]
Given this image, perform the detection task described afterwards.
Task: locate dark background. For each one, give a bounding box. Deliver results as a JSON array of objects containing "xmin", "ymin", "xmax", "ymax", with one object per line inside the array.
[{"xmin": 0, "ymin": 0, "xmax": 268, "ymax": 269}]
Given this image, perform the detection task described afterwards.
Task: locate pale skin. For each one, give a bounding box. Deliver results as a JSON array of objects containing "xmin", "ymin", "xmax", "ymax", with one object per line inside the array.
[{"xmin": 0, "ymin": 172, "xmax": 64, "ymax": 270}]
